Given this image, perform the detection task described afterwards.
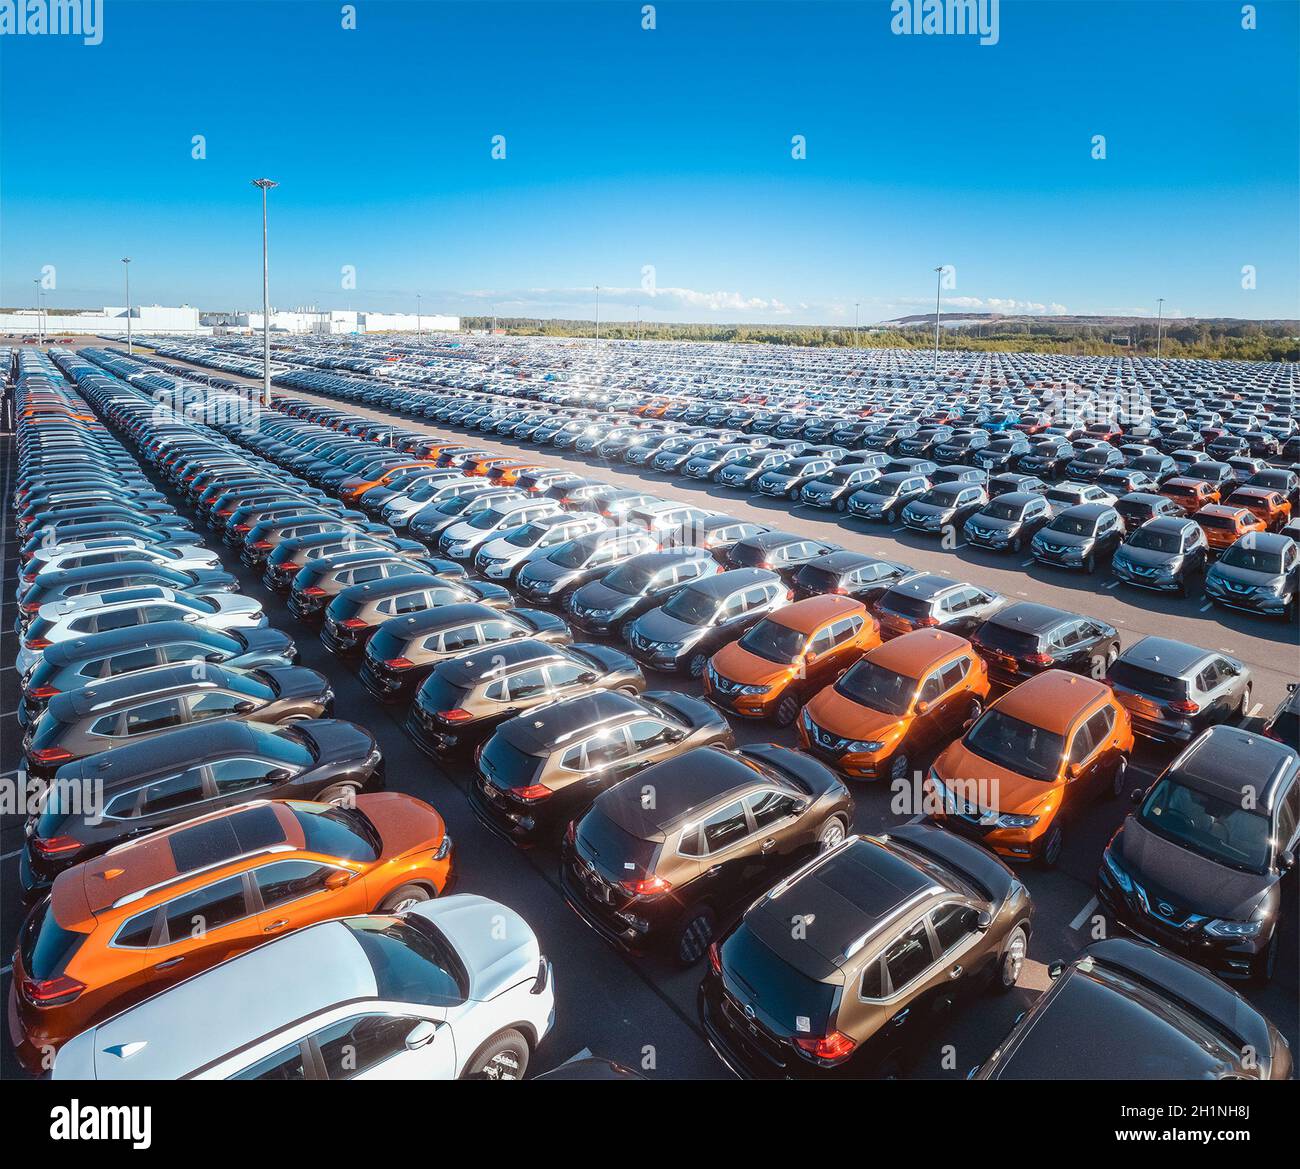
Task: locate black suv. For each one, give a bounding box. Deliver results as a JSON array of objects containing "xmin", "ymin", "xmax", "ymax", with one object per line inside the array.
[
  {"xmin": 562, "ymin": 744, "xmax": 853, "ymax": 963},
  {"xmin": 970, "ymin": 602, "xmax": 1120, "ymax": 687},
  {"xmin": 1099, "ymin": 726, "xmax": 1297, "ymax": 984},
  {"xmin": 565, "ymin": 549, "xmax": 721, "ymax": 638}
]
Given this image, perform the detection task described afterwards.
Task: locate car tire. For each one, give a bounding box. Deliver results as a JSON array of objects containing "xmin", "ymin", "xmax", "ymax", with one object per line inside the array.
[
  {"xmin": 1083, "ymin": 553, "xmax": 1096, "ymax": 574},
  {"xmin": 835, "ymin": 498, "xmax": 848, "ymax": 512},
  {"xmin": 967, "ymin": 698, "xmax": 983, "ymax": 723},
  {"xmin": 1039, "ymin": 822, "xmax": 1064, "ymax": 868},
  {"xmin": 315, "ymin": 782, "xmax": 360, "ymax": 806},
  {"xmin": 888, "ymin": 751, "xmax": 911, "ymax": 784},
  {"xmin": 1010, "ymin": 536, "xmax": 1022, "ymax": 553},
  {"xmin": 1238, "ymin": 683, "xmax": 1253, "ymax": 722},
  {"xmin": 1251, "ymin": 932, "xmax": 1278, "ymax": 986},
  {"xmin": 885, "ymin": 506, "xmax": 897, "ymax": 524},
  {"xmin": 1107, "ymin": 756, "xmax": 1127, "ymax": 799},
  {"xmin": 687, "ymin": 652, "xmax": 709, "ymax": 679},
  {"xmin": 993, "ymin": 922, "xmax": 1030, "ymax": 993},
  {"xmin": 818, "ymin": 815, "xmax": 848, "ymax": 852},
  {"xmin": 673, "ymin": 906, "xmax": 716, "ymax": 967},
  {"xmin": 773, "ymin": 692, "xmax": 801, "ymax": 727},
  {"xmin": 377, "ymin": 883, "xmax": 432, "ymax": 914},
  {"xmin": 462, "ymin": 1028, "xmax": 530, "ymax": 1081}
]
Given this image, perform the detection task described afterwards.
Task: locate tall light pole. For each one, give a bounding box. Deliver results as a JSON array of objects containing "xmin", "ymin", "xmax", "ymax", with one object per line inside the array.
[
  {"xmin": 416, "ymin": 292, "xmax": 422, "ymax": 343},
  {"xmin": 635, "ymin": 304, "xmax": 641, "ymax": 344},
  {"xmin": 33, "ymin": 280, "xmax": 42, "ymax": 345},
  {"xmin": 854, "ymin": 301, "xmax": 860, "ymax": 349},
  {"xmin": 251, "ymin": 178, "xmax": 277, "ymax": 406},
  {"xmin": 121, "ymin": 258, "xmax": 132, "ymax": 354},
  {"xmin": 1155, "ymin": 297, "xmax": 1165, "ymax": 359},
  {"xmin": 932, "ymin": 266, "xmax": 944, "ymax": 373},
  {"xmin": 594, "ymin": 285, "xmax": 601, "ymax": 349}
]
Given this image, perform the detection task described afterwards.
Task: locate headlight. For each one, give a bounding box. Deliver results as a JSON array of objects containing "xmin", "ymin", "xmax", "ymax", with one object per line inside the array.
[
  {"xmin": 846, "ymin": 740, "xmax": 884, "ymax": 753},
  {"xmin": 738, "ymin": 684, "xmax": 771, "ymax": 696},
  {"xmin": 995, "ymin": 812, "xmax": 1040, "ymax": 829},
  {"xmin": 1203, "ymin": 918, "xmax": 1262, "ymax": 939},
  {"xmin": 1102, "ymin": 849, "xmax": 1132, "ymax": 892}
]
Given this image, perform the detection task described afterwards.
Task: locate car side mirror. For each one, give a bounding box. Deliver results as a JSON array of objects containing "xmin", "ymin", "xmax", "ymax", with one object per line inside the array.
[
  {"xmin": 1066, "ymin": 762, "xmax": 1083, "ymax": 780},
  {"xmin": 1047, "ymin": 959, "xmax": 1066, "ymax": 981},
  {"xmin": 323, "ymin": 870, "xmax": 354, "ymax": 890},
  {"xmin": 1130, "ymin": 786, "xmax": 1146, "ymax": 804},
  {"xmin": 974, "ymin": 910, "xmax": 993, "ymax": 933},
  {"xmin": 915, "ymin": 700, "xmax": 929, "ymax": 715},
  {"xmin": 267, "ymin": 768, "xmax": 292, "ymax": 783},
  {"xmin": 404, "ymin": 1020, "xmax": 439, "ymax": 1050},
  {"xmin": 577, "ymin": 672, "xmax": 599, "ymax": 685},
  {"xmin": 1279, "ymin": 851, "xmax": 1296, "ymax": 874},
  {"xmin": 665, "ymin": 727, "xmax": 686, "ymax": 743},
  {"xmin": 234, "ymin": 700, "xmax": 258, "ymax": 714}
]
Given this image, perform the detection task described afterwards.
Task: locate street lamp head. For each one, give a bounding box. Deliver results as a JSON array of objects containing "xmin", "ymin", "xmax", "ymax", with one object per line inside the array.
[
  {"xmin": 251, "ymin": 178, "xmax": 278, "ymax": 191},
  {"xmin": 121, "ymin": 257, "xmax": 131, "ymax": 264}
]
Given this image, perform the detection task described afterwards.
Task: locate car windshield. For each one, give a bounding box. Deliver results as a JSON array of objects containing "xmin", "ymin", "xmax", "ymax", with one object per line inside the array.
[
  {"xmin": 467, "ymin": 508, "xmax": 509, "ymax": 531},
  {"xmin": 549, "ymin": 534, "xmax": 600, "ymax": 568},
  {"xmin": 1138, "ymin": 776, "xmax": 1271, "ymax": 873},
  {"xmin": 504, "ymin": 522, "xmax": 547, "ymax": 548},
  {"xmin": 1127, "ymin": 527, "xmax": 1182, "ymax": 553},
  {"xmin": 408, "ymin": 481, "xmax": 449, "ymax": 503},
  {"xmin": 291, "ymin": 804, "xmax": 381, "ymax": 862},
  {"xmin": 1047, "ymin": 515, "xmax": 1096, "ymax": 537},
  {"xmin": 1219, "ymin": 545, "xmax": 1284, "ymax": 573},
  {"xmin": 834, "ymin": 660, "xmax": 914, "ymax": 716},
  {"xmin": 963, "ymin": 711, "xmax": 1064, "ymax": 783},
  {"xmin": 661, "ymin": 586, "xmax": 718, "ymax": 625},
  {"xmin": 603, "ymin": 563, "xmax": 655, "ymax": 595},
  {"xmin": 737, "ymin": 618, "xmax": 806, "ymax": 663},
  {"xmin": 346, "ymin": 916, "xmax": 467, "ymax": 1006},
  {"xmin": 984, "ymin": 499, "xmax": 1026, "ymax": 520}
]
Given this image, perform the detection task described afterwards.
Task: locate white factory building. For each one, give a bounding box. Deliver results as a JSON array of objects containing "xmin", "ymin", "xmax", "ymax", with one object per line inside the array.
[
  {"xmin": 0, "ymin": 304, "xmax": 206, "ymax": 335},
  {"xmin": 203, "ymin": 309, "xmax": 460, "ymax": 335}
]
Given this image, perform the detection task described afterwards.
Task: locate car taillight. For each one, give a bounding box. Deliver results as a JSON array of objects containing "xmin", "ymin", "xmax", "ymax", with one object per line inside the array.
[
  {"xmin": 22, "ymin": 600, "xmax": 42, "ymax": 613},
  {"xmin": 25, "ymin": 636, "xmax": 51, "ymax": 649},
  {"xmin": 383, "ymin": 657, "xmax": 414, "ymax": 670},
  {"xmin": 1025, "ymin": 653, "xmax": 1054, "ymax": 665},
  {"xmin": 794, "ymin": 1030, "xmax": 858, "ymax": 1063},
  {"xmin": 564, "ymin": 820, "xmax": 577, "ymax": 846},
  {"xmin": 22, "ymin": 974, "xmax": 86, "ymax": 1007},
  {"xmin": 253, "ymin": 540, "xmax": 273, "ymax": 550},
  {"xmin": 301, "ymin": 585, "xmax": 326, "ymax": 597},
  {"xmin": 217, "ymin": 507, "xmax": 235, "ymax": 516},
  {"xmin": 234, "ymin": 523, "xmax": 252, "ymax": 533},
  {"xmin": 30, "ymin": 747, "xmax": 73, "ymax": 765},
  {"xmin": 31, "ymin": 835, "xmax": 80, "ymax": 857},
  {"xmin": 914, "ymin": 616, "xmax": 939, "ymax": 627},
  {"xmin": 1169, "ymin": 698, "xmax": 1200, "ymax": 714},
  {"xmin": 438, "ymin": 709, "xmax": 473, "ymax": 723},
  {"xmin": 28, "ymin": 685, "xmax": 60, "ymax": 699},
  {"xmin": 513, "ymin": 783, "xmax": 552, "ymax": 802},
  {"xmin": 22, "ymin": 571, "xmax": 36, "ymax": 584},
  {"xmin": 708, "ymin": 942, "xmax": 722, "ymax": 975},
  {"xmin": 339, "ymin": 617, "xmax": 368, "ymax": 630},
  {"xmin": 620, "ymin": 874, "xmax": 671, "ymax": 896}
]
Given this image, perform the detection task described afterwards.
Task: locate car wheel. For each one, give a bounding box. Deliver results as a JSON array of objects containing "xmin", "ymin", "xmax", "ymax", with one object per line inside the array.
[
  {"xmin": 462, "ymin": 1029, "xmax": 530, "ymax": 1081},
  {"xmin": 315, "ymin": 782, "xmax": 359, "ymax": 806},
  {"xmin": 835, "ymin": 498, "xmax": 848, "ymax": 512},
  {"xmin": 773, "ymin": 692, "xmax": 801, "ymax": 727},
  {"xmin": 687, "ymin": 652, "xmax": 709, "ymax": 679},
  {"xmin": 618, "ymin": 619, "xmax": 635, "ymax": 641},
  {"xmin": 817, "ymin": 815, "xmax": 847, "ymax": 852},
  {"xmin": 1107, "ymin": 756, "xmax": 1127, "ymax": 799},
  {"xmin": 1238, "ymin": 683, "xmax": 1253, "ymax": 722},
  {"xmin": 885, "ymin": 507, "xmax": 898, "ymax": 524},
  {"xmin": 674, "ymin": 907, "xmax": 716, "ymax": 967},
  {"xmin": 889, "ymin": 751, "xmax": 911, "ymax": 783},
  {"xmin": 618, "ymin": 685, "xmax": 640, "ymax": 697},
  {"xmin": 1039, "ymin": 822, "xmax": 1064, "ymax": 868},
  {"xmin": 993, "ymin": 922, "xmax": 1030, "ymax": 993},
  {"xmin": 1010, "ymin": 536, "xmax": 1022, "ymax": 553},
  {"xmin": 1251, "ymin": 932, "xmax": 1278, "ymax": 986},
  {"xmin": 967, "ymin": 698, "xmax": 983, "ymax": 722},
  {"xmin": 377, "ymin": 883, "xmax": 432, "ymax": 914},
  {"xmin": 1083, "ymin": 553, "xmax": 1096, "ymax": 573}
]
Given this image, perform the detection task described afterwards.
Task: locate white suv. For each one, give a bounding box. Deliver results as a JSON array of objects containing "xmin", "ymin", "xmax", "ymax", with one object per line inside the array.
[{"xmin": 53, "ymin": 895, "xmax": 555, "ymax": 1081}]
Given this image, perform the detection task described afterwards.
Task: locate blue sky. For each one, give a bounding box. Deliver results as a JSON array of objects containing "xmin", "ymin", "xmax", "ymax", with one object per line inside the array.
[{"xmin": 2, "ymin": 0, "xmax": 1297, "ymax": 323}]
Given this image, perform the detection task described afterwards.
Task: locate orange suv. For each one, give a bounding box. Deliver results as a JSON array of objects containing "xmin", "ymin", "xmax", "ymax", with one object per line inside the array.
[
  {"xmin": 8, "ymin": 794, "xmax": 452, "ymax": 1073},
  {"xmin": 1225, "ymin": 485, "xmax": 1291, "ymax": 532},
  {"xmin": 799, "ymin": 629, "xmax": 989, "ymax": 782},
  {"xmin": 704, "ymin": 595, "xmax": 878, "ymax": 725},
  {"xmin": 925, "ymin": 670, "xmax": 1133, "ymax": 867},
  {"xmin": 1192, "ymin": 504, "xmax": 1266, "ymax": 553},
  {"xmin": 1160, "ymin": 477, "xmax": 1220, "ymax": 514},
  {"xmin": 340, "ymin": 460, "xmax": 438, "ymax": 503}
]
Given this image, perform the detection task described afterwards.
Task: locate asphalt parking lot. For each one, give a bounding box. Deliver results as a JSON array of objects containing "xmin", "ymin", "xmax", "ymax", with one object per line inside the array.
[{"xmin": 11, "ymin": 342, "xmax": 1293, "ymax": 1081}]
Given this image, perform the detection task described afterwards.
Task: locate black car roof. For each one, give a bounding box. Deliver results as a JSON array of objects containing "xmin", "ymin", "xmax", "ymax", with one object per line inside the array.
[
  {"xmin": 984, "ymin": 601, "xmax": 1074, "ymax": 634},
  {"xmin": 740, "ymin": 530, "xmax": 804, "ymax": 550},
  {"xmin": 595, "ymin": 745, "xmax": 767, "ymax": 838},
  {"xmin": 682, "ymin": 567, "xmax": 777, "ymax": 597},
  {"xmin": 438, "ymin": 638, "xmax": 566, "ymax": 685},
  {"xmin": 378, "ymin": 602, "xmax": 507, "ymax": 639},
  {"xmin": 50, "ymin": 662, "xmax": 241, "ymax": 720},
  {"xmin": 499, "ymin": 689, "xmax": 644, "ymax": 754},
  {"xmin": 884, "ymin": 572, "xmax": 955, "ymax": 600},
  {"xmin": 803, "ymin": 549, "xmax": 883, "ymax": 571},
  {"xmin": 744, "ymin": 838, "xmax": 939, "ymax": 979},
  {"xmin": 338, "ymin": 572, "xmax": 443, "ymax": 600},
  {"xmin": 1118, "ymin": 636, "xmax": 1211, "ymax": 676},
  {"xmin": 39, "ymin": 621, "xmax": 231, "ymax": 668},
  {"xmin": 64, "ymin": 722, "xmax": 262, "ymax": 789},
  {"xmin": 1172, "ymin": 725, "xmax": 1296, "ymax": 810}
]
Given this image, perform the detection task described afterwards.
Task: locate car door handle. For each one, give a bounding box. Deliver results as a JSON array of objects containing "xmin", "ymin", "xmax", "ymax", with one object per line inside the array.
[
  {"xmin": 704, "ymin": 865, "xmax": 722, "ymax": 877},
  {"xmin": 153, "ymin": 957, "xmax": 185, "ymax": 970},
  {"xmin": 263, "ymin": 918, "xmax": 290, "ymax": 932},
  {"xmin": 889, "ymin": 1008, "xmax": 910, "ymax": 1027},
  {"xmin": 948, "ymin": 964, "xmax": 964, "ymax": 980},
  {"xmin": 760, "ymin": 837, "xmax": 777, "ymax": 852}
]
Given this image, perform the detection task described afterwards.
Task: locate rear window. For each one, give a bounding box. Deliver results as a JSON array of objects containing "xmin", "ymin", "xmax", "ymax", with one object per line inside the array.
[
  {"xmin": 794, "ymin": 565, "xmax": 839, "ymax": 593},
  {"xmin": 417, "ymin": 671, "xmax": 470, "ymax": 714},
  {"xmin": 879, "ymin": 591, "xmax": 933, "ymax": 619},
  {"xmin": 1109, "ymin": 660, "xmax": 1189, "ymax": 701},
  {"xmin": 578, "ymin": 807, "xmax": 658, "ymax": 873},
  {"xmin": 19, "ymin": 899, "xmax": 86, "ymax": 981},
  {"xmin": 479, "ymin": 734, "xmax": 544, "ymax": 789},
  {"xmin": 721, "ymin": 923, "xmax": 838, "ymax": 1037},
  {"xmin": 975, "ymin": 623, "xmax": 1042, "ymax": 656},
  {"xmin": 367, "ymin": 627, "xmax": 407, "ymax": 662}
]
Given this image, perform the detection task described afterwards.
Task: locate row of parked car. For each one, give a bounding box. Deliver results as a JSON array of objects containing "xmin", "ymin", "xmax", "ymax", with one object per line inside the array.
[
  {"xmin": 11, "ymin": 342, "xmax": 1297, "ymax": 1080},
  {"xmin": 74, "ymin": 343, "xmax": 1300, "ymax": 1078},
  {"xmin": 134, "ymin": 335, "xmax": 1300, "ymax": 621},
  {"xmin": 9, "ymin": 348, "xmax": 557, "ymax": 1082}
]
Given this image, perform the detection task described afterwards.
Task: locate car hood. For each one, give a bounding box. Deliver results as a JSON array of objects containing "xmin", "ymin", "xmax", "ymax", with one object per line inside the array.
[
  {"xmin": 1209, "ymin": 564, "xmax": 1282, "ymax": 589},
  {"xmin": 355, "ymin": 791, "xmax": 445, "ymax": 860},
  {"xmin": 711, "ymin": 640, "xmax": 793, "ymax": 689},
  {"xmin": 572, "ymin": 581, "xmax": 636, "ymax": 612},
  {"xmin": 1038, "ymin": 529, "xmax": 1091, "ymax": 548},
  {"xmin": 407, "ymin": 894, "xmax": 539, "ymax": 1002},
  {"xmin": 1117, "ymin": 821, "xmax": 1271, "ymax": 920},
  {"xmin": 296, "ymin": 717, "xmax": 376, "ymax": 766},
  {"xmin": 805, "ymin": 685, "xmax": 906, "ymax": 744},
  {"xmin": 1119, "ymin": 544, "xmax": 1177, "ymax": 568},
  {"xmin": 634, "ymin": 608, "xmax": 704, "ymax": 644},
  {"xmin": 934, "ymin": 740, "xmax": 1061, "ymax": 817},
  {"xmin": 261, "ymin": 664, "xmax": 330, "ymax": 700}
]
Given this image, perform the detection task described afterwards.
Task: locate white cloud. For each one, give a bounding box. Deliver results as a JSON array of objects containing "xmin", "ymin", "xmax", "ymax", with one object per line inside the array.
[{"xmin": 460, "ymin": 285, "xmax": 790, "ymax": 315}]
